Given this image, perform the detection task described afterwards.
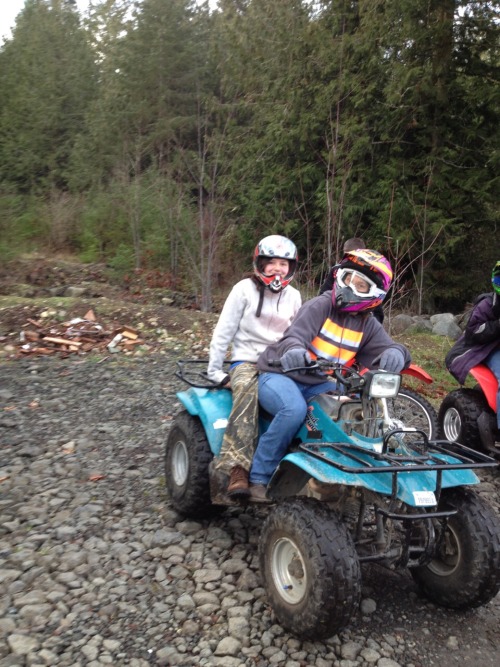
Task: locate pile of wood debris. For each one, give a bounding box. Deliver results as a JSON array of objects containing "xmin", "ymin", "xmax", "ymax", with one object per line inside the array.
[{"xmin": 16, "ymin": 309, "xmax": 145, "ymax": 357}]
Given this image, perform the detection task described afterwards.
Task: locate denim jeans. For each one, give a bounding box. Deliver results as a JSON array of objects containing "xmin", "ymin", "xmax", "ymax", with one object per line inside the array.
[
  {"xmin": 484, "ymin": 348, "xmax": 500, "ymax": 429},
  {"xmin": 249, "ymin": 372, "xmax": 336, "ymax": 485}
]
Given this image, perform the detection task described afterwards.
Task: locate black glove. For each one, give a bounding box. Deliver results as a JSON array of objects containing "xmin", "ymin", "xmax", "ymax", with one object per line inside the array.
[
  {"xmin": 372, "ymin": 348, "xmax": 405, "ymax": 373},
  {"xmin": 280, "ymin": 348, "xmax": 312, "ymax": 374}
]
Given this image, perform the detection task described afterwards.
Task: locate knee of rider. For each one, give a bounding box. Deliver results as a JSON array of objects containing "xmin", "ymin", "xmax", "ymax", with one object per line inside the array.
[{"xmin": 281, "ymin": 402, "xmax": 307, "ymax": 423}]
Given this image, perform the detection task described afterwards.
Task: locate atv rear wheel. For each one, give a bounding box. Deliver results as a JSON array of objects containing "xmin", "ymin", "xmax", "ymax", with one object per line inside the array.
[
  {"xmin": 438, "ymin": 388, "xmax": 488, "ymax": 450},
  {"xmin": 411, "ymin": 488, "xmax": 500, "ymax": 609},
  {"xmin": 165, "ymin": 411, "xmax": 216, "ymax": 518},
  {"xmin": 259, "ymin": 498, "xmax": 361, "ymax": 640},
  {"xmin": 387, "ymin": 388, "xmax": 438, "ymax": 441}
]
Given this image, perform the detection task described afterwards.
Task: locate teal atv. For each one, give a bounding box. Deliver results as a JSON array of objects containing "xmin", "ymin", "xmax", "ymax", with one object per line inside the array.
[{"xmin": 165, "ymin": 359, "xmax": 500, "ymax": 640}]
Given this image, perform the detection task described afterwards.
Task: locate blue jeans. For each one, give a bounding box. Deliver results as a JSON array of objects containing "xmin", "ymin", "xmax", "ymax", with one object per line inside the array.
[
  {"xmin": 484, "ymin": 349, "xmax": 500, "ymax": 429},
  {"xmin": 249, "ymin": 373, "xmax": 336, "ymax": 485}
]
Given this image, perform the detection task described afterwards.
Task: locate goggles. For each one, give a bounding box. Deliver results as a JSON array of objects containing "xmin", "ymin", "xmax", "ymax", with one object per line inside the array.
[{"xmin": 336, "ymin": 268, "xmax": 384, "ymax": 299}]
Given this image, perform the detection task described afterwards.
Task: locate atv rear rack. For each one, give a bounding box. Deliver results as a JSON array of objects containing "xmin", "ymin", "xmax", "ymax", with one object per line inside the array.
[{"xmin": 174, "ymin": 359, "xmax": 229, "ymax": 388}]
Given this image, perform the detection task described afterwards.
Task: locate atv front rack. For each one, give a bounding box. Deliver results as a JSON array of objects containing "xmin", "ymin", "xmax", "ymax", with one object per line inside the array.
[
  {"xmin": 300, "ymin": 431, "xmax": 498, "ymax": 474},
  {"xmin": 300, "ymin": 432, "xmax": 498, "ymax": 500}
]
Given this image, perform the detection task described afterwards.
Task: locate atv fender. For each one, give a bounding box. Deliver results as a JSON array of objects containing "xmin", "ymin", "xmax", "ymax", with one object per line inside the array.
[
  {"xmin": 268, "ymin": 450, "xmax": 479, "ymax": 507},
  {"xmin": 469, "ymin": 365, "xmax": 498, "ymax": 412},
  {"xmin": 401, "ymin": 363, "xmax": 433, "ymax": 384},
  {"xmin": 175, "ymin": 387, "xmax": 232, "ymax": 455}
]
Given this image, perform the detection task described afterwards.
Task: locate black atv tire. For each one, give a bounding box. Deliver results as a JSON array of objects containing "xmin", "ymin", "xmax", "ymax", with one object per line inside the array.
[
  {"xmin": 259, "ymin": 497, "xmax": 361, "ymax": 640},
  {"xmin": 438, "ymin": 388, "xmax": 488, "ymax": 450},
  {"xmin": 411, "ymin": 487, "xmax": 500, "ymax": 609},
  {"xmin": 387, "ymin": 388, "xmax": 438, "ymax": 440},
  {"xmin": 165, "ymin": 411, "xmax": 216, "ymax": 518}
]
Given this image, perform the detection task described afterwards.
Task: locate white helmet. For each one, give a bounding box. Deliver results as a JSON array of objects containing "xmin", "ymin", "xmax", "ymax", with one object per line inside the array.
[{"xmin": 253, "ymin": 235, "xmax": 298, "ymax": 292}]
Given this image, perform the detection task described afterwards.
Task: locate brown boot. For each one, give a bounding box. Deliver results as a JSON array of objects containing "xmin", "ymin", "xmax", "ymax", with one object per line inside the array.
[
  {"xmin": 248, "ymin": 483, "xmax": 271, "ymax": 504},
  {"xmin": 227, "ymin": 465, "xmax": 250, "ymax": 498}
]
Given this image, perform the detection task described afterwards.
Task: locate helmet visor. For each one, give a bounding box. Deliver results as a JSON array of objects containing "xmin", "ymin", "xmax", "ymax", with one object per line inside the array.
[{"xmin": 336, "ymin": 268, "xmax": 385, "ymax": 299}]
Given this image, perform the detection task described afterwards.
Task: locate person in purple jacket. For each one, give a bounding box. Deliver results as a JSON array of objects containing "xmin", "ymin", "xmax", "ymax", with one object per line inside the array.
[{"xmin": 445, "ymin": 260, "xmax": 500, "ymax": 440}]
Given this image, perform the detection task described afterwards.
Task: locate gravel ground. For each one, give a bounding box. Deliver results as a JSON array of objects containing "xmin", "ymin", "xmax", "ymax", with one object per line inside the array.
[{"xmin": 1, "ymin": 354, "xmax": 500, "ymax": 667}]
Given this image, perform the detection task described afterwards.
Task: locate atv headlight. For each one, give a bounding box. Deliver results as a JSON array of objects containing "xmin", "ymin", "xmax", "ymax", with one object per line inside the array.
[{"xmin": 366, "ymin": 372, "xmax": 401, "ymax": 398}]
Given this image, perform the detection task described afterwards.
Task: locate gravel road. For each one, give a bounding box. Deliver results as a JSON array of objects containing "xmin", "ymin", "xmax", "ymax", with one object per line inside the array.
[{"xmin": 1, "ymin": 355, "xmax": 500, "ymax": 667}]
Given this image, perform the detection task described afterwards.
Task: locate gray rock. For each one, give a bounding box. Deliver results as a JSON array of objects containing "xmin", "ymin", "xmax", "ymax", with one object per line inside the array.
[
  {"xmin": 7, "ymin": 634, "xmax": 40, "ymax": 655},
  {"xmin": 64, "ymin": 286, "xmax": 88, "ymax": 298},
  {"xmin": 432, "ymin": 318, "xmax": 462, "ymax": 339},
  {"xmin": 214, "ymin": 637, "xmax": 242, "ymax": 656},
  {"xmin": 388, "ymin": 314, "xmax": 414, "ymax": 335}
]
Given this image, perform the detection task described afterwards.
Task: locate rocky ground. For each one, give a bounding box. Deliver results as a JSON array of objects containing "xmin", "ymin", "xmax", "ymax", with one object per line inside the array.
[
  {"xmin": 1, "ymin": 256, "xmax": 500, "ymax": 666},
  {"xmin": 1, "ymin": 353, "xmax": 500, "ymax": 667}
]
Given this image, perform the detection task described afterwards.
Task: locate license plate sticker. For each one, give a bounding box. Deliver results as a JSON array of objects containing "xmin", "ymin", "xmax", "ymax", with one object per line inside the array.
[
  {"xmin": 213, "ymin": 418, "xmax": 228, "ymax": 430},
  {"xmin": 413, "ymin": 491, "xmax": 437, "ymax": 506}
]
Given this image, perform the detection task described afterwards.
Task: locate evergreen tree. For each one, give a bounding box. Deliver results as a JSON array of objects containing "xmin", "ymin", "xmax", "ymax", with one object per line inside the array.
[{"xmin": 0, "ymin": 0, "xmax": 98, "ymax": 192}]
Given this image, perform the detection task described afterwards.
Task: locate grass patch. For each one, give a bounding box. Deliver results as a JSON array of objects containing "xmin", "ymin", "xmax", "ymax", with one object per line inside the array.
[{"xmin": 394, "ymin": 331, "xmax": 460, "ymax": 407}]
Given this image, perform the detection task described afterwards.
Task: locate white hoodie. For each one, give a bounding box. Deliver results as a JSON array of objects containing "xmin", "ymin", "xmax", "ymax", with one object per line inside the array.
[{"xmin": 207, "ymin": 278, "xmax": 302, "ymax": 384}]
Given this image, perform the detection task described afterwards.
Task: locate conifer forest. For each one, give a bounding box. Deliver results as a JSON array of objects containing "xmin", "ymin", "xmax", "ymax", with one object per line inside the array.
[{"xmin": 0, "ymin": 0, "xmax": 499, "ymax": 312}]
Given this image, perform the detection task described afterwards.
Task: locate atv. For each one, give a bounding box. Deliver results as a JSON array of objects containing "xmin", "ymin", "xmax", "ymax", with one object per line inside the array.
[
  {"xmin": 439, "ymin": 363, "xmax": 499, "ymax": 456},
  {"xmin": 165, "ymin": 359, "xmax": 500, "ymax": 640}
]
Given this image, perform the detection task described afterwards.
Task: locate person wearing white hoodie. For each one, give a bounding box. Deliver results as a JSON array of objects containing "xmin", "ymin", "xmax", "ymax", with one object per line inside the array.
[{"xmin": 207, "ymin": 235, "xmax": 301, "ymax": 499}]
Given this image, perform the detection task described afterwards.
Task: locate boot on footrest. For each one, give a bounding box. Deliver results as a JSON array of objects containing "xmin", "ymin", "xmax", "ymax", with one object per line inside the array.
[{"xmin": 227, "ymin": 465, "xmax": 250, "ymax": 498}]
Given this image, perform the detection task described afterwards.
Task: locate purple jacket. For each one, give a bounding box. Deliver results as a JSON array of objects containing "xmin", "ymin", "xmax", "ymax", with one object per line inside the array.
[{"xmin": 445, "ymin": 293, "xmax": 500, "ymax": 384}]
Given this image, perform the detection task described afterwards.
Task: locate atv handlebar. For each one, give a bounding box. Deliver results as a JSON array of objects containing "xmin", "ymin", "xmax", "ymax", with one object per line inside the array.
[{"xmin": 268, "ymin": 358, "xmax": 368, "ymax": 392}]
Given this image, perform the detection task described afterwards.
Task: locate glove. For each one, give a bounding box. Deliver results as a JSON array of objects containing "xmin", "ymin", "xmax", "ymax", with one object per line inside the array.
[
  {"xmin": 280, "ymin": 348, "xmax": 312, "ymax": 374},
  {"xmin": 372, "ymin": 348, "xmax": 405, "ymax": 373}
]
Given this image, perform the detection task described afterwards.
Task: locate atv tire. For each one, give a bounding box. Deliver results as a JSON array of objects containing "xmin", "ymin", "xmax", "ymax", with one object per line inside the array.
[
  {"xmin": 438, "ymin": 388, "xmax": 488, "ymax": 450},
  {"xmin": 387, "ymin": 388, "xmax": 438, "ymax": 441},
  {"xmin": 411, "ymin": 487, "xmax": 500, "ymax": 609},
  {"xmin": 165, "ymin": 411, "xmax": 216, "ymax": 518},
  {"xmin": 259, "ymin": 497, "xmax": 361, "ymax": 640}
]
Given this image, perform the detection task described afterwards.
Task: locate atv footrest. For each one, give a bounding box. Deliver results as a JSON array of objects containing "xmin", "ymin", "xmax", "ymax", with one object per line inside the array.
[{"xmin": 375, "ymin": 506, "xmax": 456, "ymax": 521}]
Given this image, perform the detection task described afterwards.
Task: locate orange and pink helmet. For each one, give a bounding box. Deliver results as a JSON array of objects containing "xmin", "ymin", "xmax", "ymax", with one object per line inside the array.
[{"xmin": 334, "ymin": 249, "xmax": 393, "ymax": 313}]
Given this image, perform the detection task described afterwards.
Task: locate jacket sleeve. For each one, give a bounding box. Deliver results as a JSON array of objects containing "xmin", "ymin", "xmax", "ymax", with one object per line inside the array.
[
  {"xmin": 356, "ymin": 317, "xmax": 411, "ymax": 370},
  {"xmin": 207, "ymin": 284, "xmax": 246, "ymax": 383},
  {"xmin": 464, "ymin": 297, "xmax": 500, "ymax": 346}
]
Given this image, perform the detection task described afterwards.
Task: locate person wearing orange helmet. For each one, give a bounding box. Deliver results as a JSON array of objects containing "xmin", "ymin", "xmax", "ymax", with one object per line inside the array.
[
  {"xmin": 207, "ymin": 235, "xmax": 302, "ymax": 498},
  {"xmin": 320, "ymin": 237, "xmax": 385, "ymax": 324},
  {"xmin": 249, "ymin": 249, "xmax": 411, "ymax": 502}
]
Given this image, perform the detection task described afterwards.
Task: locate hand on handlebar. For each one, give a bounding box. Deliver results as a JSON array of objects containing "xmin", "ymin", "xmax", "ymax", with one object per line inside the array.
[
  {"xmin": 280, "ymin": 348, "xmax": 313, "ymax": 374},
  {"xmin": 372, "ymin": 348, "xmax": 405, "ymax": 373}
]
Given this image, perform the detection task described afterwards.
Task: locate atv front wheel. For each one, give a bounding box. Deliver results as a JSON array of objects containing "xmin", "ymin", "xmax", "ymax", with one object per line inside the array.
[
  {"xmin": 165, "ymin": 411, "xmax": 215, "ymax": 518},
  {"xmin": 259, "ymin": 498, "xmax": 361, "ymax": 640},
  {"xmin": 411, "ymin": 487, "xmax": 500, "ymax": 609},
  {"xmin": 438, "ymin": 388, "xmax": 488, "ymax": 450},
  {"xmin": 387, "ymin": 388, "xmax": 438, "ymax": 441}
]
